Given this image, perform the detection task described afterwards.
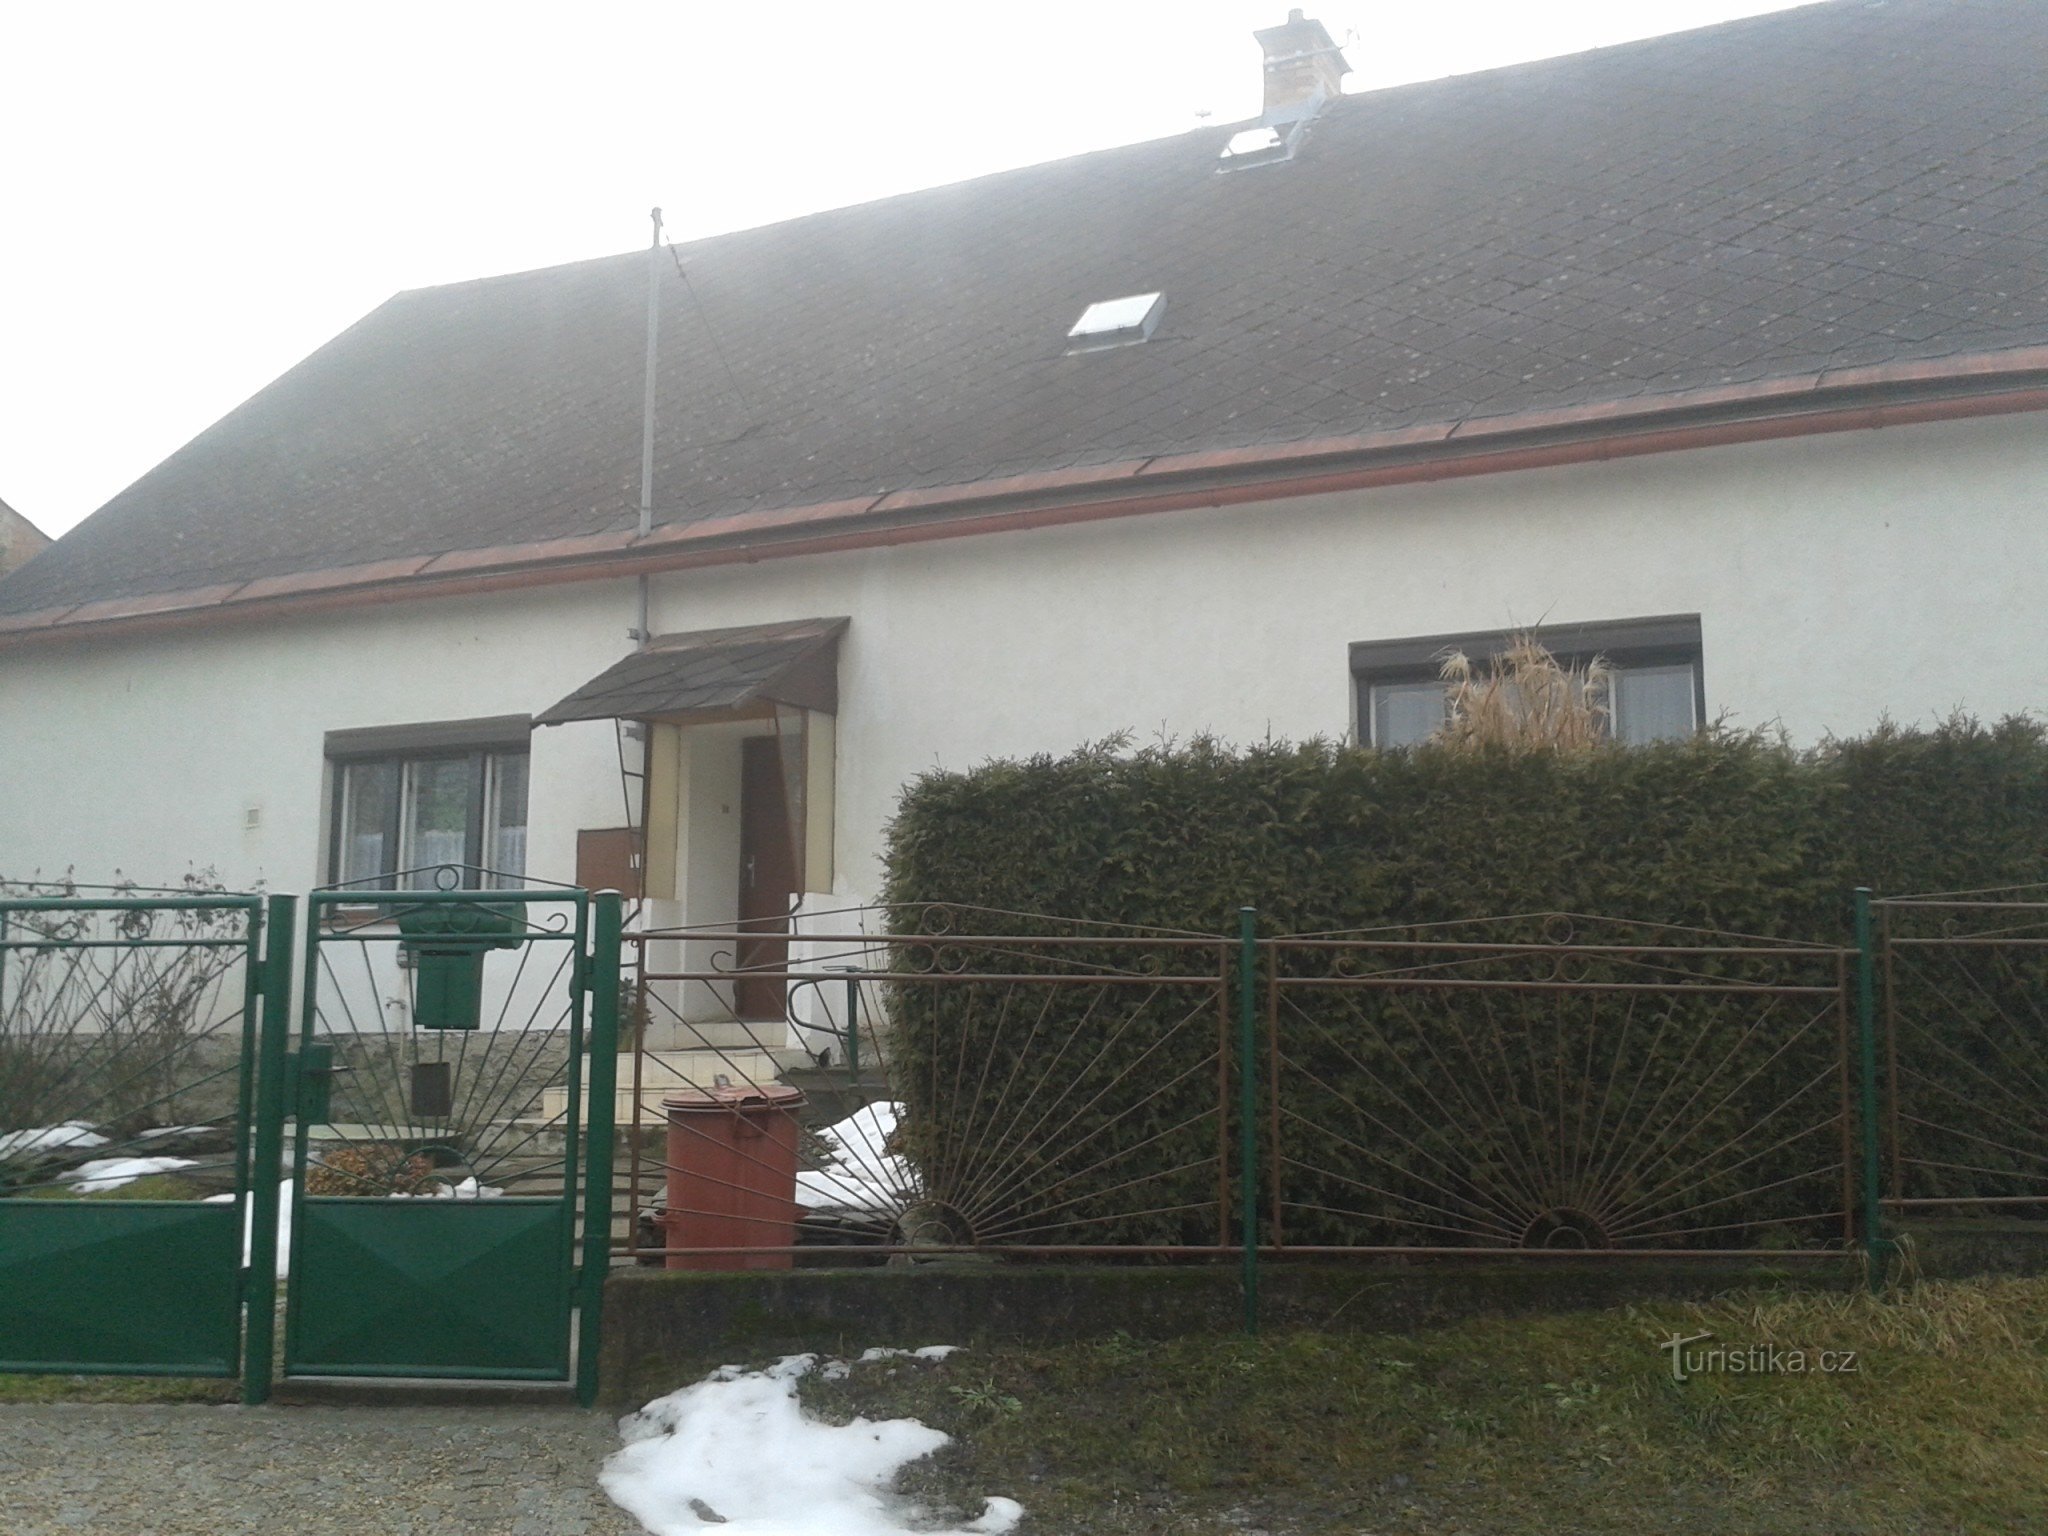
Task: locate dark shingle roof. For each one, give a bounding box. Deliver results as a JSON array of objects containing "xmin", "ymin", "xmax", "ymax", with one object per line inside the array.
[
  {"xmin": 5, "ymin": 0, "xmax": 2046, "ymax": 620},
  {"xmin": 535, "ymin": 618, "xmax": 848, "ymax": 724}
]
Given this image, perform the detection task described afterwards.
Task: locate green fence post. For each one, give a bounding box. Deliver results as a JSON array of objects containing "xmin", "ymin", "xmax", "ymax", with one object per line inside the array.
[
  {"xmin": 577, "ymin": 890, "xmax": 624, "ymax": 1407},
  {"xmin": 844, "ymin": 972, "xmax": 861, "ymax": 1079},
  {"xmin": 1237, "ymin": 906, "xmax": 1260, "ymax": 1336},
  {"xmin": 1853, "ymin": 887, "xmax": 1888, "ymax": 1291},
  {"xmin": 242, "ymin": 893, "xmax": 297, "ymax": 1405}
]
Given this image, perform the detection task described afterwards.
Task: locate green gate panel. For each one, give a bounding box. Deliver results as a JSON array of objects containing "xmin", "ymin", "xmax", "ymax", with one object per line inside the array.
[
  {"xmin": 286, "ymin": 1198, "xmax": 571, "ymax": 1379},
  {"xmin": 0, "ymin": 1202, "xmax": 243, "ymax": 1375}
]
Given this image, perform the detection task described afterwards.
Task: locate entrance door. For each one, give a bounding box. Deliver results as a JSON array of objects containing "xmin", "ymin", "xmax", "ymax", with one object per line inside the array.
[{"xmin": 736, "ymin": 736, "xmax": 798, "ymax": 1020}]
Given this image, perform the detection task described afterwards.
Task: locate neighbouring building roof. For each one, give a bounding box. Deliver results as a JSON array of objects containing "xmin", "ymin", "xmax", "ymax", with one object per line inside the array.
[
  {"xmin": 0, "ymin": 496, "xmax": 50, "ymax": 579},
  {"xmin": 3, "ymin": 0, "xmax": 2046, "ymax": 634},
  {"xmin": 536, "ymin": 618, "xmax": 849, "ymax": 725}
]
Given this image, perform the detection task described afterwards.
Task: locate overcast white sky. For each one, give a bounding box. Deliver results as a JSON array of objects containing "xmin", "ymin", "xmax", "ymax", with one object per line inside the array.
[{"xmin": 1, "ymin": 0, "xmax": 1825, "ymax": 538}]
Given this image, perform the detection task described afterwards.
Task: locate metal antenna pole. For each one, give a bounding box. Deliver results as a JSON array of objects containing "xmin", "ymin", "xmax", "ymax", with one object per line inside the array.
[{"xmin": 634, "ymin": 207, "xmax": 663, "ymax": 647}]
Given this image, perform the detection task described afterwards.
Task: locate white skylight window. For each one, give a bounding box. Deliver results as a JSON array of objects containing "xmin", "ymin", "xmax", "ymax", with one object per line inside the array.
[
  {"xmin": 1220, "ymin": 126, "xmax": 1284, "ymax": 162},
  {"xmin": 1066, "ymin": 291, "xmax": 1165, "ymax": 353},
  {"xmin": 1219, "ymin": 121, "xmax": 1306, "ymax": 171}
]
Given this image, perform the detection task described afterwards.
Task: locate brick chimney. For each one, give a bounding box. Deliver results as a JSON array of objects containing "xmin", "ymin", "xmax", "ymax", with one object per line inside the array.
[
  {"xmin": 1252, "ymin": 9, "xmax": 1350, "ymax": 123},
  {"xmin": 1219, "ymin": 10, "xmax": 1351, "ymax": 170}
]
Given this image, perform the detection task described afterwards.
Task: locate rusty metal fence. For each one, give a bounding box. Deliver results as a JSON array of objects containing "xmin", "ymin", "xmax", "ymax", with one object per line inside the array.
[
  {"xmin": 617, "ymin": 905, "xmax": 1869, "ymax": 1275},
  {"xmin": 620, "ymin": 913, "xmax": 1238, "ymax": 1263},
  {"xmin": 1877, "ymin": 885, "xmax": 2048, "ymax": 1222},
  {"xmin": 1263, "ymin": 920, "xmax": 1854, "ymax": 1260}
]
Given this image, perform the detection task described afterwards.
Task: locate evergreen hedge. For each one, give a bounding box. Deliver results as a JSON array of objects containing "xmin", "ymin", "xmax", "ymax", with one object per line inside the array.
[
  {"xmin": 880, "ymin": 718, "xmax": 2048, "ymax": 1250},
  {"xmin": 886, "ymin": 718, "xmax": 2048, "ymax": 942}
]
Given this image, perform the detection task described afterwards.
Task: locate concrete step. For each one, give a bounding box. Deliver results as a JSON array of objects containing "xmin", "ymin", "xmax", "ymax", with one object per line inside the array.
[
  {"xmin": 539, "ymin": 1047, "xmax": 812, "ymax": 1126},
  {"xmin": 637, "ymin": 1018, "xmax": 795, "ymax": 1052}
]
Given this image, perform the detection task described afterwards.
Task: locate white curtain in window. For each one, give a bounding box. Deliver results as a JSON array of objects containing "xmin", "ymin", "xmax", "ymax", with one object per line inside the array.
[
  {"xmin": 484, "ymin": 752, "xmax": 530, "ymax": 888},
  {"xmin": 1371, "ymin": 681, "xmax": 1449, "ymax": 748},
  {"xmin": 1611, "ymin": 664, "xmax": 1697, "ymax": 745},
  {"xmin": 338, "ymin": 761, "xmax": 398, "ymax": 886},
  {"xmin": 401, "ymin": 759, "xmax": 473, "ymax": 884}
]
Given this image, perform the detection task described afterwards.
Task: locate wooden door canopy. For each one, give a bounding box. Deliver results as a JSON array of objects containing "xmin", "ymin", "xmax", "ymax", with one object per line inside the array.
[{"xmin": 534, "ymin": 617, "xmax": 847, "ymax": 727}]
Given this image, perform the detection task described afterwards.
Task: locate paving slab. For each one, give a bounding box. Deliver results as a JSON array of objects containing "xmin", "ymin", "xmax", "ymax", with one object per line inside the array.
[{"xmin": 0, "ymin": 1402, "xmax": 644, "ymax": 1536}]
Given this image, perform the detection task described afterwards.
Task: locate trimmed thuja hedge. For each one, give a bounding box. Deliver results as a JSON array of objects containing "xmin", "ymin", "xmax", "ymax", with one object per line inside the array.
[
  {"xmin": 887, "ymin": 718, "xmax": 2048, "ymax": 939},
  {"xmin": 880, "ymin": 718, "xmax": 2048, "ymax": 1250}
]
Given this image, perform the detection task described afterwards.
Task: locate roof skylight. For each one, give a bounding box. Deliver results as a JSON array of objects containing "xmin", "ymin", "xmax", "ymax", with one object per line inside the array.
[
  {"xmin": 1220, "ymin": 126, "xmax": 1285, "ymax": 164},
  {"xmin": 1218, "ymin": 118, "xmax": 1314, "ymax": 171},
  {"xmin": 1066, "ymin": 291, "xmax": 1165, "ymax": 353}
]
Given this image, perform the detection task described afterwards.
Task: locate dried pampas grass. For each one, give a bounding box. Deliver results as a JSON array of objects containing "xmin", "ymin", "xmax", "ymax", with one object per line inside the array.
[{"xmin": 1434, "ymin": 633, "xmax": 1609, "ymax": 752}]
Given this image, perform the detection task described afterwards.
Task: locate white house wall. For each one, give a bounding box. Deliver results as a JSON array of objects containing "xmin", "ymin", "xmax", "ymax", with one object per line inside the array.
[
  {"xmin": 0, "ymin": 580, "xmax": 630, "ymax": 893},
  {"xmin": 0, "ymin": 411, "xmax": 2043, "ymax": 906}
]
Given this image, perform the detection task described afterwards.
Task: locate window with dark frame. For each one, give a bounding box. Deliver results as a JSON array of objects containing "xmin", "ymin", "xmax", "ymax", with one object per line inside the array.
[
  {"xmin": 1350, "ymin": 616, "xmax": 1705, "ymax": 750},
  {"xmin": 324, "ymin": 716, "xmax": 532, "ymax": 891}
]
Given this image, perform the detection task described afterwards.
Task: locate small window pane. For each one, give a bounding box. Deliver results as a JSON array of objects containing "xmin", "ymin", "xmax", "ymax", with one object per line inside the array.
[
  {"xmin": 1371, "ymin": 681, "xmax": 1448, "ymax": 748},
  {"xmin": 1611, "ymin": 664, "xmax": 1697, "ymax": 745},
  {"xmin": 485, "ymin": 752, "xmax": 529, "ymax": 888},
  {"xmin": 338, "ymin": 761, "xmax": 399, "ymax": 888},
  {"xmin": 400, "ymin": 758, "xmax": 473, "ymax": 886}
]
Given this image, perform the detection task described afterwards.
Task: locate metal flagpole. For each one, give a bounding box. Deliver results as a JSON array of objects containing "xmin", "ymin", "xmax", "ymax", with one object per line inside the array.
[{"xmin": 634, "ymin": 207, "xmax": 663, "ymax": 648}]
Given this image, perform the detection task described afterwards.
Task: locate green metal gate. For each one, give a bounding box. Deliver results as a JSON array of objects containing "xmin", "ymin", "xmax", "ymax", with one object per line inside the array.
[
  {"xmin": 0, "ymin": 889, "xmax": 294, "ymax": 1383},
  {"xmin": 280, "ymin": 879, "xmax": 618, "ymax": 1400}
]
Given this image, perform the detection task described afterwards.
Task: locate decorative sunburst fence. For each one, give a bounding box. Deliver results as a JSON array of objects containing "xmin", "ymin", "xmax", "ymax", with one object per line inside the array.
[
  {"xmin": 621, "ymin": 907, "xmax": 1866, "ymax": 1266},
  {"xmin": 286, "ymin": 874, "xmax": 618, "ymax": 1396},
  {"xmin": 623, "ymin": 910, "xmax": 1237, "ymax": 1261},
  {"xmin": 1264, "ymin": 919, "xmax": 1856, "ymax": 1257},
  {"xmin": 1878, "ymin": 886, "xmax": 2048, "ymax": 1218}
]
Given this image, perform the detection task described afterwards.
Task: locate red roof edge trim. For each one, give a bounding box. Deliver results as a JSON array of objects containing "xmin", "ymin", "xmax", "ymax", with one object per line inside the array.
[{"xmin": 5, "ymin": 349, "xmax": 2047, "ymax": 650}]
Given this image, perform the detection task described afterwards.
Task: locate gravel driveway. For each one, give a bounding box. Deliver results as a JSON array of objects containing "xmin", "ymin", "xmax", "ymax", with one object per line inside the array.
[{"xmin": 0, "ymin": 1402, "xmax": 644, "ymax": 1536}]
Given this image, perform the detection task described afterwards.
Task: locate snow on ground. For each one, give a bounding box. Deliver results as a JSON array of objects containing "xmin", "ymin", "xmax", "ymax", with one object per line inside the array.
[
  {"xmin": 856, "ymin": 1346, "xmax": 962, "ymax": 1365},
  {"xmin": 391, "ymin": 1176, "xmax": 504, "ymax": 1199},
  {"xmin": 61, "ymin": 1156, "xmax": 197, "ymax": 1193},
  {"xmin": 0, "ymin": 1122, "xmax": 110, "ymax": 1160},
  {"xmin": 601, "ymin": 1350, "xmax": 1023, "ymax": 1536},
  {"xmin": 797, "ymin": 1102, "xmax": 918, "ymax": 1214},
  {"xmin": 203, "ymin": 1180, "xmax": 294, "ymax": 1278}
]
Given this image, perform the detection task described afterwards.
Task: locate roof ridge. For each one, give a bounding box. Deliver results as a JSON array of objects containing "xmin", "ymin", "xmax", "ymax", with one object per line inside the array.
[{"xmin": 394, "ymin": 1, "xmax": 1854, "ymax": 301}]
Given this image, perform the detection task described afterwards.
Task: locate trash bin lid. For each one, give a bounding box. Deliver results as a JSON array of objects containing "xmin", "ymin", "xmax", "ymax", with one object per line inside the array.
[{"xmin": 661, "ymin": 1084, "xmax": 807, "ymax": 1113}]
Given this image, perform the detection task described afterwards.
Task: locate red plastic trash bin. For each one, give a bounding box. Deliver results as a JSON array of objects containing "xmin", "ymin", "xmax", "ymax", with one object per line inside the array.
[{"xmin": 660, "ymin": 1083, "xmax": 807, "ymax": 1270}]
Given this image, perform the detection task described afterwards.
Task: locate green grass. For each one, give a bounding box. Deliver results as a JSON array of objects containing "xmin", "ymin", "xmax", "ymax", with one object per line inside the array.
[
  {"xmin": 0, "ymin": 1372, "xmax": 236, "ymax": 1404},
  {"xmin": 793, "ymin": 1276, "xmax": 2048, "ymax": 1535},
  {"xmin": 17, "ymin": 1173, "xmax": 213, "ymax": 1201}
]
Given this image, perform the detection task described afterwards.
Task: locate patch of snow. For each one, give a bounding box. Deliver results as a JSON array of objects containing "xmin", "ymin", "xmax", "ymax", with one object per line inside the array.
[
  {"xmin": 856, "ymin": 1346, "xmax": 962, "ymax": 1364},
  {"xmin": 820, "ymin": 1103, "xmax": 898, "ymax": 1166},
  {"xmin": 389, "ymin": 1176, "xmax": 504, "ymax": 1200},
  {"xmin": 0, "ymin": 1122, "xmax": 109, "ymax": 1160},
  {"xmin": 437, "ymin": 1175, "xmax": 503, "ymax": 1199},
  {"xmin": 797, "ymin": 1102, "xmax": 919, "ymax": 1215},
  {"xmin": 602, "ymin": 1349, "xmax": 1022, "ymax": 1536},
  {"xmin": 204, "ymin": 1179, "xmax": 294, "ymax": 1278},
  {"xmin": 61, "ymin": 1156, "xmax": 197, "ymax": 1193},
  {"xmin": 796, "ymin": 1168, "xmax": 896, "ymax": 1213}
]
